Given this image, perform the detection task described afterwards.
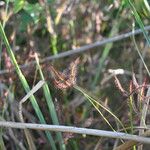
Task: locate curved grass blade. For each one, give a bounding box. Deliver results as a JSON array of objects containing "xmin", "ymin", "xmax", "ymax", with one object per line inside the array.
[{"xmin": 74, "ymin": 85, "xmax": 127, "ymax": 133}]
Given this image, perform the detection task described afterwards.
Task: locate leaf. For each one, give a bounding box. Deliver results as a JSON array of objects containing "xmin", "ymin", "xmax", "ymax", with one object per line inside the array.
[
  {"xmin": 14, "ymin": 0, "xmax": 25, "ymax": 13},
  {"xmin": 133, "ymin": 0, "xmax": 150, "ymax": 19}
]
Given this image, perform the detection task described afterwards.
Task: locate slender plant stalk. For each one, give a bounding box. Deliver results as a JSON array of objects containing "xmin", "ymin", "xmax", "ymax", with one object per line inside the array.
[
  {"xmin": 35, "ymin": 54, "xmax": 66, "ymax": 150},
  {"xmin": 139, "ymin": 87, "xmax": 150, "ymax": 150},
  {"xmin": 93, "ymin": 17, "xmax": 122, "ymax": 85},
  {"xmin": 132, "ymin": 23, "xmax": 150, "ymax": 77},
  {"xmin": 128, "ymin": 2, "xmax": 150, "ymax": 149},
  {"xmin": 0, "ymin": 1, "xmax": 10, "ymax": 149},
  {"xmin": 129, "ymin": 94, "xmax": 136, "ymax": 150},
  {"xmin": 0, "ymin": 22, "xmax": 57, "ymax": 150},
  {"xmin": 0, "ymin": 133, "xmax": 6, "ymax": 150},
  {"xmin": 45, "ymin": 0, "xmax": 58, "ymax": 55},
  {"xmin": 129, "ymin": 94, "xmax": 134, "ymax": 134},
  {"xmin": 74, "ymin": 85, "xmax": 127, "ymax": 133}
]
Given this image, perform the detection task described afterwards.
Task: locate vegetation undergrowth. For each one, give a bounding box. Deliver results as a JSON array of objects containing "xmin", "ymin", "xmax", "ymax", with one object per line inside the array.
[
  {"xmin": 0, "ymin": 22, "xmax": 58, "ymax": 150},
  {"xmin": 0, "ymin": 0, "xmax": 150, "ymax": 149}
]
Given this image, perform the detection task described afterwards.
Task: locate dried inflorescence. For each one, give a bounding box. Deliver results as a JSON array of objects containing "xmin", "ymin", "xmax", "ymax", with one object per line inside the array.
[
  {"xmin": 114, "ymin": 74, "xmax": 150, "ymax": 114},
  {"xmin": 114, "ymin": 75, "xmax": 128, "ymax": 97},
  {"xmin": 49, "ymin": 57, "xmax": 80, "ymax": 89}
]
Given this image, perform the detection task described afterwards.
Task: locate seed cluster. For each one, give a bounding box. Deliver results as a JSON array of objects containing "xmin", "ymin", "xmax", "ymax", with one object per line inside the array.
[{"xmin": 49, "ymin": 57, "xmax": 80, "ymax": 89}]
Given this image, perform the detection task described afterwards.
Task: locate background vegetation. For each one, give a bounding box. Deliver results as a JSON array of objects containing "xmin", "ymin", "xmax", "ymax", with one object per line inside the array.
[{"xmin": 0, "ymin": 0, "xmax": 150, "ymax": 149}]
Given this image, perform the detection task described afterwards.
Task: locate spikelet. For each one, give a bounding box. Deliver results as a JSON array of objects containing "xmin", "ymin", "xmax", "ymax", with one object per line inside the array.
[
  {"xmin": 49, "ymin": 57, "xmax": 80, "ymax": 89},
  {"xmin": 114, "ymin": 75, "xmax": 128, "ymax": 97}
]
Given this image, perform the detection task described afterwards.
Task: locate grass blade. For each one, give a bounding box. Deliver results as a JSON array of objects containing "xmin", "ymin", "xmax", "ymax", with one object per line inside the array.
[
  {"xmin": 93, "ymin": 18, "xmax": 122, "ymax": 85},
  {"xmin": 128, "ymin": 0, "xmax": 150, "ymax": 47},
  {"xmin": 35, "ymin": 54, "xmax": 66, "ymax": 150},
  {"xmin": 74, "ymin": 85, "xmax": 127, "ymax": 133},
  {"xmin": 0, "ymin": 22, "xmax": 57, "ymax": 150}
]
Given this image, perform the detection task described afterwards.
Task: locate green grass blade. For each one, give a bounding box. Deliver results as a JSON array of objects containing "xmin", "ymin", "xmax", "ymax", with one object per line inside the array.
[
  {"xmin": 51, "ymin": 35, "xmax": 58, "ymax": 55},
  {"xmin": 132, "ymin": 25, "xmax": 150, "ymax": 77},
  {"xmin": 0, "ymin": 133, "xmax": 6, "ymax": 150},
  {"xmin": 74, "ymin": 85, "xmax": 127, "ymax": 133},
  {"xmin": 128, "ymin": 0, "xmax": 150, "ymax": 46},
  {"xmin": 0, "ymin": 22, "xmax": 57, "ymax": 150},
  {"xmin": 35, "ymin": 54, "xmax": 66, "ymax": 150},
  {"xmin": 93, "ymin": 18, "xmax": 122, "ymax": 85},
  {"xmin": 85, "ymin": 94, "xmax": 114, "ymax": 131},
  {"xmin": 129, "ymin": 94, "xmax": 134, "ymax": 134}
]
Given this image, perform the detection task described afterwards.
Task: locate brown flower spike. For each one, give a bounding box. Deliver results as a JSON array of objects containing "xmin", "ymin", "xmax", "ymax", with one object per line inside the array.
[{"xmin": 49, "ymin": 57, "xmax": 80, "ymax": 89}]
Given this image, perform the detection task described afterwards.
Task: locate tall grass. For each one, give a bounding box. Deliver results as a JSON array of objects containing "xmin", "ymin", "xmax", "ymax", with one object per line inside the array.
[
  {"xmin": 0, "ymin": 22, "xmax": 57, "ymax": 150},
  {"xmin": 35, "ymin": 54, "xmax": 65, "ymax": 150},
  {"xmin": 93, "ymin": 2, "xmax": 125, "ymax": 85},
  {"xmin": 93, "ymin": 17, "xmax": 121, "ymax": 85},
  {"xmin": 126, "ymin": 1, "xmax": 150, "ymax": 149}
]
